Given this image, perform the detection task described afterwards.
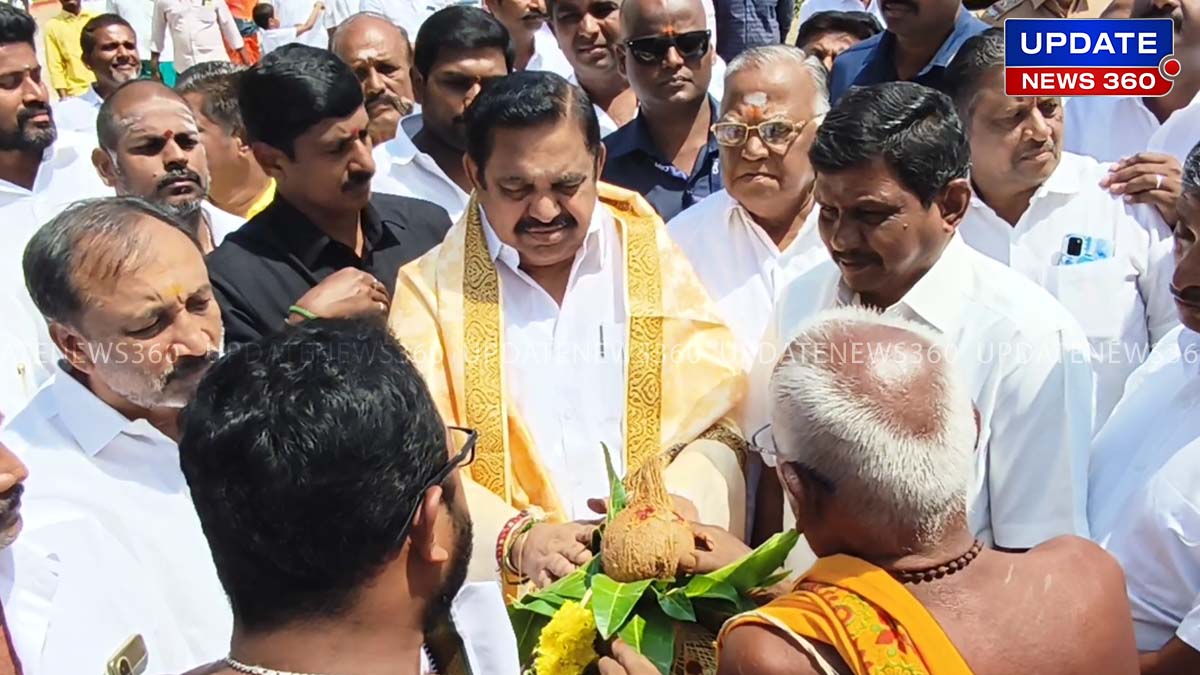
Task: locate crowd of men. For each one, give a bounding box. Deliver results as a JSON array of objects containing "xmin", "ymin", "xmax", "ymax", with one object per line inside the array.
[{"xmin": 0, "ymin": 0, "xmax": 1199, "ymax": 671}]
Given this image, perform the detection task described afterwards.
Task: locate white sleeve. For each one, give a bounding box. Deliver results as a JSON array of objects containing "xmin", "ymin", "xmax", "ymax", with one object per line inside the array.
[
  {"xmin": 150, "ymin": 0, "xmax": 167, "ymax": 54},
  {"xmin": 1176, "ymin": 595, "xmax": 1200, "ymax": 652},
  {"xmin": 987, "ymin": 327, "xmax": 1095, "ymax": 548},
  {"xmin": 1131, "ymin": 203, "xmax": 1181, "ymax": 347}
]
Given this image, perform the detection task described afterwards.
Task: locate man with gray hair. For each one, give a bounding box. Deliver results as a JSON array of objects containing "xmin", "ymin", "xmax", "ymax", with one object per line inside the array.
[
  {"xmin": 669, "ymin": 45, "xmax": 831, "ymax": 373},
  {"xmin": 1, "ymin": 197, "xmax": 231, "ymax": 669},
  {"xmin": 600, "ymin": 307, "xmax": 1139, "ymax": 675}
]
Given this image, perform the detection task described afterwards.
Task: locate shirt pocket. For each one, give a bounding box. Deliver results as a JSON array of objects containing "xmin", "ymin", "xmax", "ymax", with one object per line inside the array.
[{"xmin": 1042, "ymin": 257, "xmax": 1137, "ymax": 340}]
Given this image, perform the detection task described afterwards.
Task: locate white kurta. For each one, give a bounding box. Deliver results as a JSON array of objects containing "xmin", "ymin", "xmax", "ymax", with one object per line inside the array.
[
  {"xmin": 760, "ymin": 235, "xmax": 1096, "ymax": 549},
  {"xmin": 371, "ymin": 114, "xmax": 469, "ymax": 223},
  {"xmin": 959, "ymin": 151, "xmax": 1177, "ymax": 426}
]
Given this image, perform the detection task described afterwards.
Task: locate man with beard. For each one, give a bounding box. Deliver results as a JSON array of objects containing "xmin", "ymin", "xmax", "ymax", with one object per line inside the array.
[
  {"xmin": 753, "ymin": 82, "xmax": 1095, "ymax": 552},
  {"xmin": 208, "ymin": 45, "xmax": 451, "ymax": 346},
  {"xmin": 52, "ymin": 14, "xmax": 140, "ymax": 134},
  {"xmin": 484, "ymin": 0, "xmax": 573, "ymax": 77},
  {"xmin": 0, "ymin": 4, "xmax": 109, "ymax": 417},
  {"xmin": 372, "ymin": 6, "xmax": 511, "ymax": 221},
  {"xmin": 1065, "ymin": 0, "xmax": 1200, "ymax": 226},
  {"xmin": 948, "ymin": 29, "xmax": 1177, "ymax": 428},
  {"xmin": 176, "ymin": 62, "xmax": 276, "ymax": 219},
  {"xmin": 601, "ymin": 0, "xmax": 722, "ymax": 221},
  {"xmin": 92, "ymin": 79, "xmax": 245, "ymax": 251},
  {"xmin": 1, "ymin": 197, "xmax": 232, "ymax": 669},
  {"xmin": 44, "ymin": 0, "xmax": 96, "ymax": 99},
  {"xmin": 392, "ymin": 71, "xmax": 748, "ymax": 591},
  {"xmin": 827, "ymin": 0, "xmax": 986, "ymax": 103},
  {"xmin": 176, "ymin": 319, "xmax": 518, "ymax": 675},
  {"xmin": 331, "ymin": 13, "xmax": 416, "ymax": 146}
]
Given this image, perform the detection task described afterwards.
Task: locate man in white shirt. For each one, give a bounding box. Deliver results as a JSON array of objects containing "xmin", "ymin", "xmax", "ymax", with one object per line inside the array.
[
  {"xmin": 270, "ymin": 0, "xmax": 330, "ymax": 48},
  {"xmin": 946, "ymin": 29, "xmax": 1177, "ymax": 426},
  {"xmin": 150, "ymin": 0, "xmax": 251, "ymax": 74},
  {"xmin": 1101, "ymin": 173, "xmax": 1200, "ymax": 671},
  {"xmin": 670, "ymin": 46, "xmax": 829, "ymax": 373},
  {"xmin": 330, "ymin": 12, "xmax": 415, "ymax": 145},
  {"xmin": 391, "ymin": 71, "xmax": 748, "ymax": 587},
  {"xmin": 484, "ymin": 0, "xmax": 572, "ymax": 77},
  {"xmin": 2, "ymin": 197, "xmax": 230, "ymax": 666},
  {"xmin": 52, "ymin": 14, "xmax": 140, "ymax": 135},
  {"xmin": 174, "ymin": 319, "xmax": 518, "ymax": 675},
  {"xmin": 758, "ymin": 82, "xmax": 1095, "ymax": 550},
  {"xmin": 0, "ymin": 5, "xmax": 110, "ymax": 417},
  {"xmin": 108, "ymin": 0, "xmax": 175, "ymax": 83},
  {"xmin": 371, "ymin": 6, "xmax": 511, "ymax": 221},
  {"xmin": 92, "ymin": 79, "xmax": 243, "ymax": 251}
]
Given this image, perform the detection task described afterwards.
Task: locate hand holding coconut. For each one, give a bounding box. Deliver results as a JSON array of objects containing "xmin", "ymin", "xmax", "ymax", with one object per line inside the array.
[{"xmin": 512, "ymin": 521, "xmax": 597, "ymax": 587}]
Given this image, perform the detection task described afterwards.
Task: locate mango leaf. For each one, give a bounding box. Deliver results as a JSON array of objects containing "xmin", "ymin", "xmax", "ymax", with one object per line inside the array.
[
  {"xmin": 703, "ymin": 530, "xmax": 799, "ymax": 593},
  {"xmin": 510, "ymin": 608, "xmax": 549, "ymax": 668},
  {"xmin": 602, "ymin": 442, "xmax": 628, "ymax": 522},
  {"xmin": 512, "ymin": 597, "xmax": 564, "ymax": 618},
  {"xmin": 542, "ymin": 567, "xmax": 589, "ymax": 600},
  {"xmin": 655, "ymin": 586, "xmax": 696, "ymax": 622},
  {"xmin": 617, "ymin": 605, "xmax": 675, "ymax": 674},
  {"xmin": 591, "ymin": 573, "xmax": 653, "ymax": 639},
  {"xmin": 753, "ymin": 570, "xmax": 792, "ymax": 590},
  {"xmin": 682, "ymin": 575, "xmax": 739, "ymax": 605}
]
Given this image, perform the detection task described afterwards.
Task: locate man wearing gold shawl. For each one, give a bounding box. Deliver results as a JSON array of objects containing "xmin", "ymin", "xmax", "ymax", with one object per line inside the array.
[
  {"xmin": 598, "ymin": 307, "xmax": 1139, "ymax": 675},
  {"xmin": 389, "ymin": 70, "xmax": 747, "ymax": 588}
]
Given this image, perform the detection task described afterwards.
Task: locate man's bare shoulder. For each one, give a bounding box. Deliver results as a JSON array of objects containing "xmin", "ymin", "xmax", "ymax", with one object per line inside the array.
[
  {"xmin": 719, "ymin": 621, "xmax": 845, "ymax": 675},
  {"xmin": 1023, "ymin": 535, "xmax": 1125, "ymax": 582}
]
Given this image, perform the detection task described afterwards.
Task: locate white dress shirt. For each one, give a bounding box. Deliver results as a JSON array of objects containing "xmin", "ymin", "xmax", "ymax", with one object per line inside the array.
[
  {"xmin": 0, "ymin": 132, "xmax": 110, "ymax": 418},
  {"xmin": 203, "ymin": 200, "xmax": 244, "ymax": 246},
  {"xmin": 481, "ymin": 204, "xmax": 628, "ymax": 519},
  {"xmin": 371, "ymin": 114, "xmax": 469, "ymax": 222},
  {"xmin": 0, "ymin": 365, "xmax": 232, "ymax": 664},
  {"xmin": 151, "ymin": 0, "xmax": 245, "ymax": 72},
  {"xmin": 526, "ymin": 25, "xmax": 574, "ymax": 80},
  {"xmin": 668, "ymin": 190, "xmax": 825, "ymax": 372},
  {"xmin": 358, "ymin": 0, "xmax": 463, "ymax": 36},
  {"xmin": 51, "ymin": 86, "xmax": 101, "ymax": 135},
  {"xmin": 960, "ymin": 152, "xmax": 1177, "ymax": 425},
  {"xmin": 2, "ymin": 504, "xmax": 198, "ymax": 675},
  {"xmin": 1064, "ymin": 94, "xmax": 1200, "ymax": 162},
  {"xmin": 763, "ymin": 235, "xmax": 1095, "ymax": 548},
  {"xmin": 270, "ymin": 0, "xmax": 329, "ymax": 49},
  {"xmin": 1104, "ymin": 440, "xmax": 1200, "ymax": 652},
  {"xmin": 1147, "ymin": 93, "xmax": 1200, "ymax": 162},
  {"xmin": 109, "ymin": 0, "xmax": 175, "ymax": 61},
  {"xmin": 1089, "ymin": 325, "xmax": 1200, "ymax": 543}
]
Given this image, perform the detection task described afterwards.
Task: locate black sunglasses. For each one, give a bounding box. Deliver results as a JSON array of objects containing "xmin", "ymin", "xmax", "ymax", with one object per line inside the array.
[
  {"xmin": 625, "ymin": 30, "xmax": 711, "ymax": 65},
  {"xmin": 394, "ymin": 426, "xmax": 478, "ymax": 546}
]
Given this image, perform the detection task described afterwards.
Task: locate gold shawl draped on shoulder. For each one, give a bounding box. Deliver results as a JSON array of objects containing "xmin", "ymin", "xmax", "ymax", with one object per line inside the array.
[
  {"xmin": 717, "ymin": 555, "xmax": 974, "ymax": 674},
  {"xmin": 390, "ymin": 183, "xmax": 747, "ymax": 580}
]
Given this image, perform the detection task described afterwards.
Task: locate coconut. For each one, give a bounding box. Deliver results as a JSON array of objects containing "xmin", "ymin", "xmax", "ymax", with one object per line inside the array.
[{"xmin": 601, "ymin": 455, "xmax": 696, "ymax": 583}]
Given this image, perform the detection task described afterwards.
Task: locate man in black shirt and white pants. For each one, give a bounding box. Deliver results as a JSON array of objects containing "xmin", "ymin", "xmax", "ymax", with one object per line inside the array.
[{"xmin": 207, "ymin": 44, "xmax": 452, "ymax": 346}]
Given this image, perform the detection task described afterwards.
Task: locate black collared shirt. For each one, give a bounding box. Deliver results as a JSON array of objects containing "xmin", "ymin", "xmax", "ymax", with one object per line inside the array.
[
  {"xmin": 207, "ymin": 193, "xmax": 451, "ymax": 345},
  {"xmin": 600, "ymin": 97, "xmax": 723, "ymax": 222}
]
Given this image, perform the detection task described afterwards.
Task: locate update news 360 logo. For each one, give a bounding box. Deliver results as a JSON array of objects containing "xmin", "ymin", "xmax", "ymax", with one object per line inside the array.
[{"xmin": 1005, "ymin": 19, "xmax": 1181, "ymax": 96}]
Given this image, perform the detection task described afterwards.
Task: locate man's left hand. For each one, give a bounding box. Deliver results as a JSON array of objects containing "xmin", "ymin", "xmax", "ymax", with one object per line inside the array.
[
  {"xmin": 680, "ymin": 523, "xmax": 753, "ymax": 575},
  {"xmin": 1101, "ymin": 152, "xmax": 1183, "ymax": 224},
  {"xmin": 597, "ymin": 640, "xmax": 661, "ymax": 675}
]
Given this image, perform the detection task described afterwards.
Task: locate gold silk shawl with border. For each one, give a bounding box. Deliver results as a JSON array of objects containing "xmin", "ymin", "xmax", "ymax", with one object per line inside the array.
[{"xmin": 389, "ymin": 183, "xmax": 745, "ymax": 519}]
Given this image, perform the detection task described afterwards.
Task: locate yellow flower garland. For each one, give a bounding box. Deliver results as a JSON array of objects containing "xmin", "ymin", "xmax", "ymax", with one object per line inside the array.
[{"xmin": 532, "ymin": 600, "xmax": 599, "ymax": 675}]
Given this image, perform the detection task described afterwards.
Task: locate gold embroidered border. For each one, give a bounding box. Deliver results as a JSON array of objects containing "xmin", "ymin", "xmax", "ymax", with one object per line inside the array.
[
  {"xmin": 462, "ymin": 196, "xmax": 509, "ymax": 499},
  {"xmin": 665, "ymin": 420, "xmax": 750, "ymax": 472}
]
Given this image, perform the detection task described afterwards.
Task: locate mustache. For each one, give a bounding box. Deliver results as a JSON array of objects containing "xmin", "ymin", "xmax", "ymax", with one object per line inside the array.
[
  {"xmin": 0, "ymin": 484, "xmax": 23, "ymax": 522},
  {"xmin": 17, "ymin": 103, "xmax": 50, "ymax": 126},
  {"xmin": 1171, "ymin": 284, "xmax": 1200, "ymax": 304},
  {"xmin": 1021, "ymin": 140, "xmax": 1055, "ymax": 158},
  {"xmin": 523, "ymin": 9, "xmax": 548, "ymax": 20},
  {"xmin": 341, "ymin": 170, "xmax": 373, "ymax": 191},
  {"xmin": 156, "ymin": 167, "xmax": 203, "ymax": 191},
  {"xmin": 165, "ymin": 351, "xmax": 218, "ymax": 385},
  {"xmin": 882, "ymin": 0, "xmax": 917, "ymax": 9},
  {"xmin": 516, "ymin": 213, "xmax": 577, "ymax": 233},
  {"xmin": 366, "ymin": 90, "xmax": 412, "ymax": 115}
]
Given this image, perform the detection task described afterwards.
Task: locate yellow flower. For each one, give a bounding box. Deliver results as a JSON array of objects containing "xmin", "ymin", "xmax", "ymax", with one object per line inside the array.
[{"xmin": 534, "ymin": 600, "xmax": 599, "ymax": 675}]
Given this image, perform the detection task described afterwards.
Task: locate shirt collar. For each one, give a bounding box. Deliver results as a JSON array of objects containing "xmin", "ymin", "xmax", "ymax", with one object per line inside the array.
[
  {"xmin": 0, "ymin": 139, "xmax": 83, "ymax": 196},
  {"xmin": 479, "ymin": 199, "xmax": 610, "ymax": 273},
  {"xmin": 50, "ymin": 362, "xmax": 170, "ymax": 458},
  {"xmin": 1179, "ymin": 327, "xmax": 1200, "ymax": 376},
  {"xmin": 386, "ymin": 114, "xmax": 425, "ymax": 166},
  {"xmin": 970, "ymin": 151, "xmax": 1082, "ymax": 211},
  {"xmin": 725, "ymin": 192, "xmax": 820, "ymax": 258},
  {"xmin": 872, "ymin": 8, "xmax": 984, "ymax": 77},
  {"xmin": 836, "ymin": 235, "xmax": 969, "ymax": 335},
  {"xmin": 606, "ymin": 96, "xmax": 719, "ymax": 161},
  {"xmin": 262, "ymin": 196, "xmax": 388, "ymax": 268}
]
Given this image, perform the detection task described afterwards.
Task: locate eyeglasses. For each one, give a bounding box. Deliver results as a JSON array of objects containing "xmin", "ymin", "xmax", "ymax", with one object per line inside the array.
[
  {"xmin": 711, "ymin": 118, "xmax": 810, "ymax": 150},
  {"xmin": 750, "ymin": 423, "xmax": 836, "ymax": 493},
  {"xmin": 625, "ymin": 30, "xmax": 711, "ymax": 65},
  {"xmin": 394, "ymin": 426, "xmax": 478, "ymax": 546}
]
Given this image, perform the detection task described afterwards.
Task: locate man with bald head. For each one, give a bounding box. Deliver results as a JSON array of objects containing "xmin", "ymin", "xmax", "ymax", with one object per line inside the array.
[
  {"xmin": 600, "ymin": 308, "xmax": 1139, "ymax": 674},
  {"xmin": 669, "ymin": 45, "xmax": 831, "ymax": 373},
  {"xmin": 91, "ymin": 79, "xmax": 244, "ymax": 252},
  {"xmin": 331, "ymin": 12, "xmax": 415, "ymax": 146},
  {"xmin": 601, "ymin": 0, "xmax": 721, "ymax": 220}
]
